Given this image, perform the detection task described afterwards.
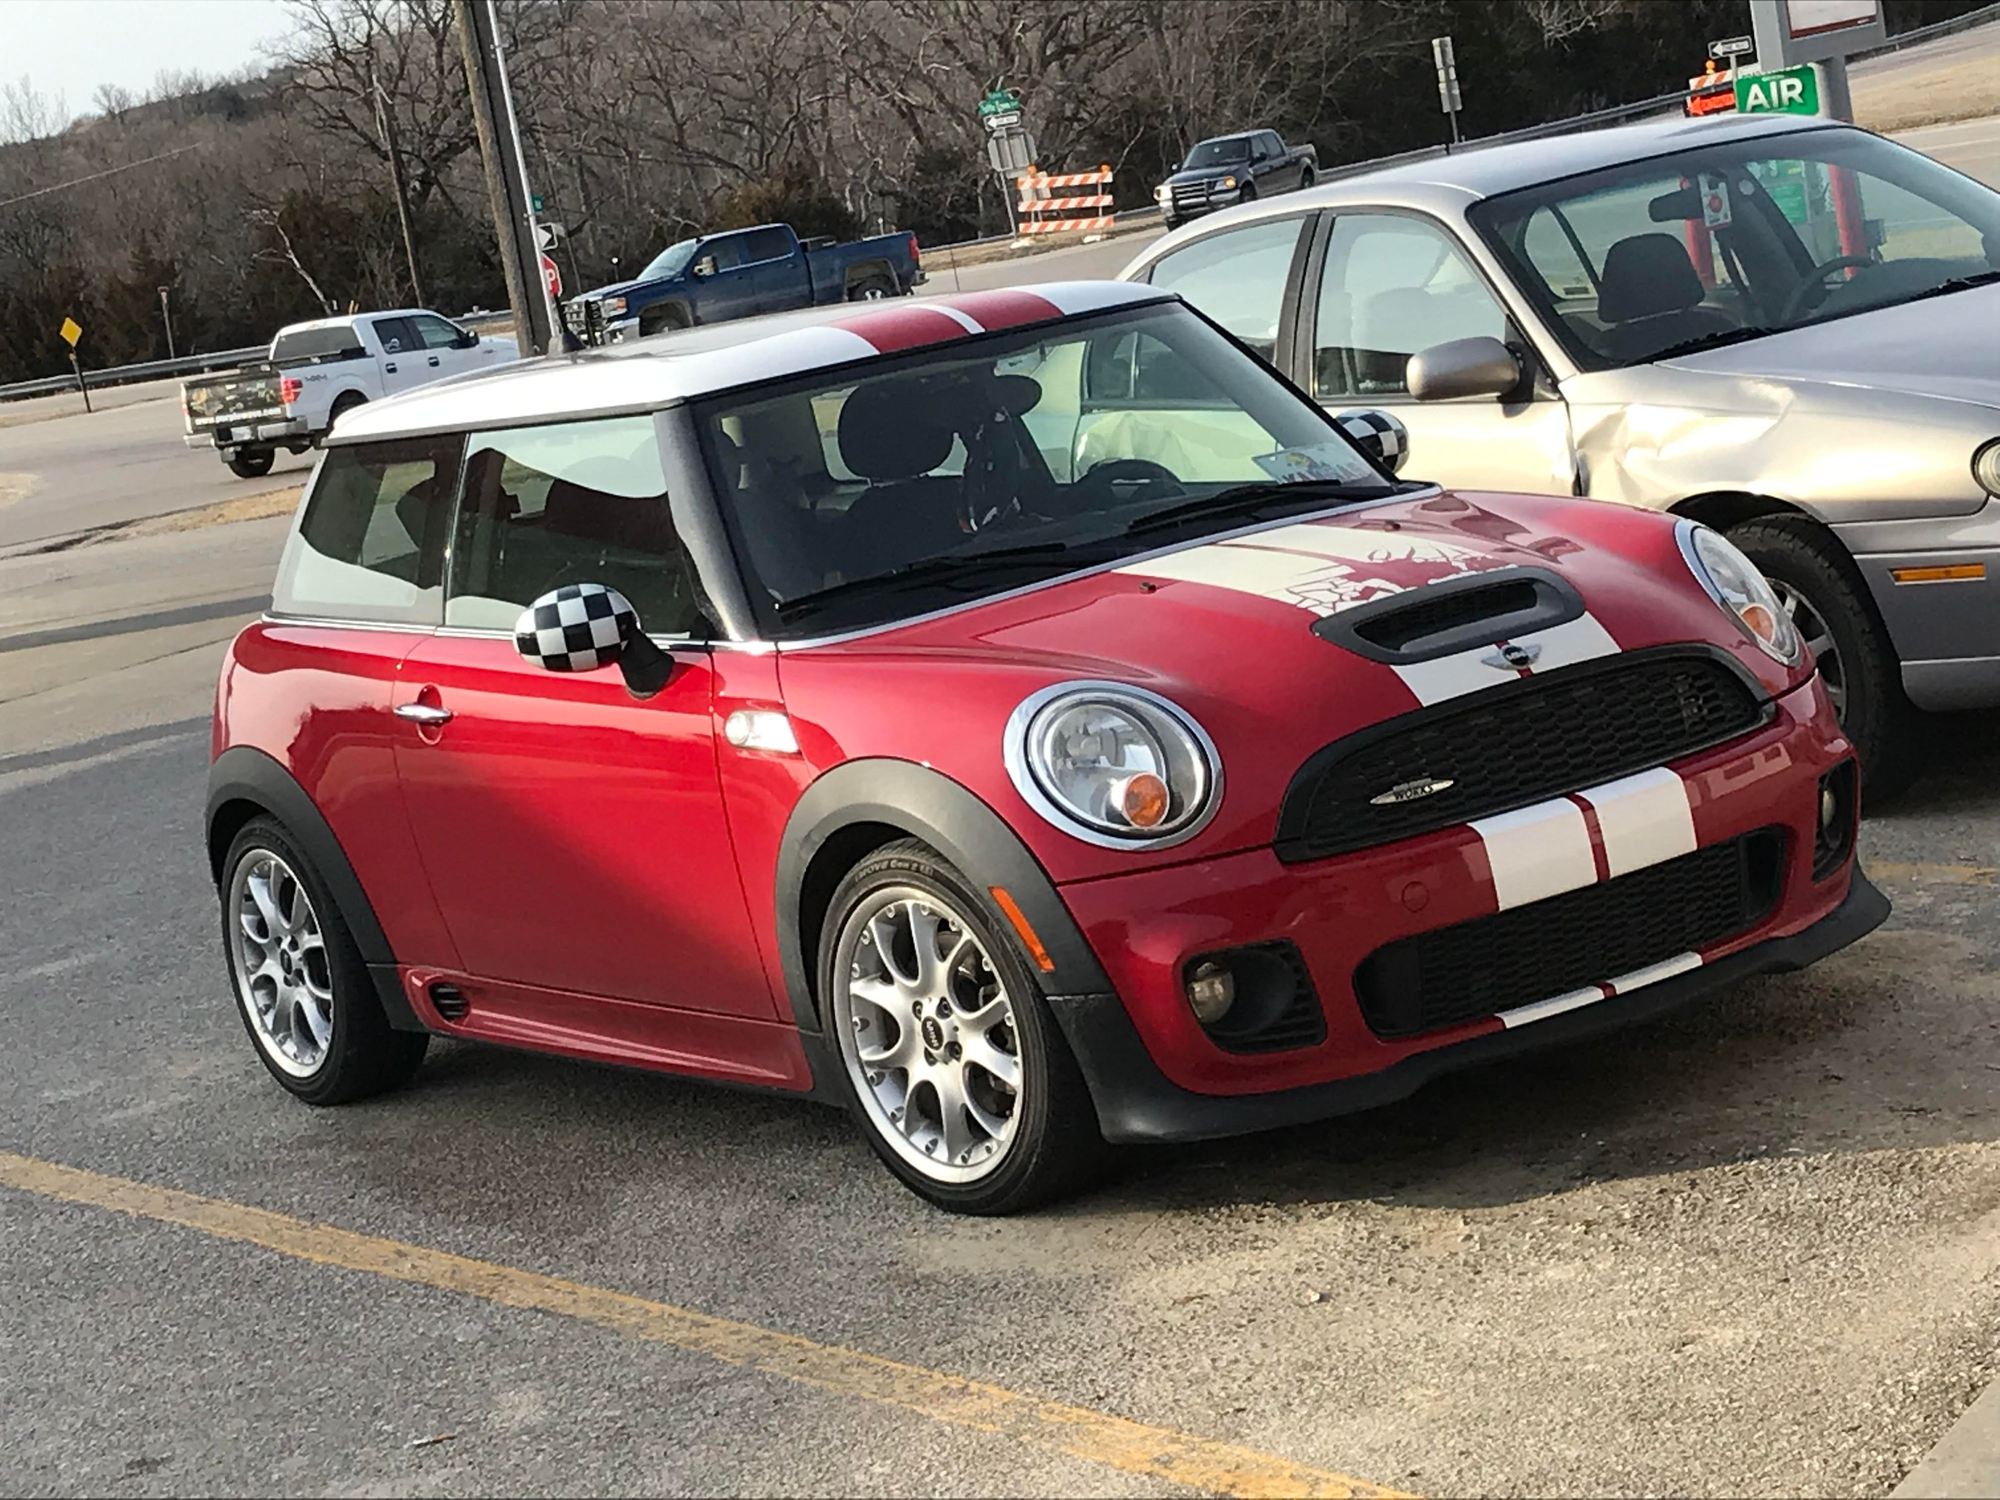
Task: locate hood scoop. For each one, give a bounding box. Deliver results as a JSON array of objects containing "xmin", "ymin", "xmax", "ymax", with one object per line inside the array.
[{"xmin": 1314, "ymin": 567, "xmax": 1584, "ymax": 662}]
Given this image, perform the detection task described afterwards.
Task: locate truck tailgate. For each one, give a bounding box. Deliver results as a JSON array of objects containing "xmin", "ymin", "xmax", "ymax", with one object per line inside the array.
[{"xmin": 184, "ymin": 367, "xmax": 283, "ymax": 431}]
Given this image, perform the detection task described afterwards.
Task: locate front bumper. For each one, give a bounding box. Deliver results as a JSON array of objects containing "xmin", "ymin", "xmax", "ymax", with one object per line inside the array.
[
  {"xmin": 1052, "ymin": 868, "xmax": 1887, "ymax": 1144},
  {"xmin": 1839, "ymin": 497, "xmax": 2000, "ymax": 711},
  {"xmin": 1050, "ymin": 674, "xmax": 1880, "ymax": 1141},
  {"xmin": 1161, "ymin": 183, "xmax": 1241, "ymax": 222}
]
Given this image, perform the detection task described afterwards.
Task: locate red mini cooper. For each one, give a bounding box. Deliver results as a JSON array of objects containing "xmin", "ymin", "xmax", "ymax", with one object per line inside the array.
[{"xmin": 207, "ymin": 283, "xmax": 1885, "ymax": 1212}]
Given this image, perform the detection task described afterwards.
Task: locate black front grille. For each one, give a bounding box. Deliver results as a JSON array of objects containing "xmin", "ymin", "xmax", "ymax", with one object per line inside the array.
[
  {"xmin": 1276, "ymin": 649, "xmax": 1766, "ymax": 863},
  {"xmin": 1353, "ymin": 830, "xmax": 1785, "ymax": 1039}
]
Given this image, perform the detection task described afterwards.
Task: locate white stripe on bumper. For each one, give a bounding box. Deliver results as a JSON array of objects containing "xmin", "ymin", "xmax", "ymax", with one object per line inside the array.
[
  {"xmin": 1577, "ymin": 767, "xmax": 1697, "ymax": 878},
  {"xmin": 1469, "ymin": 799, "xmax": 1596, "ymax": 911},
  {"xmin": 1497, "ymin": 950, "xmax": 1702, "ymax": 1029}
]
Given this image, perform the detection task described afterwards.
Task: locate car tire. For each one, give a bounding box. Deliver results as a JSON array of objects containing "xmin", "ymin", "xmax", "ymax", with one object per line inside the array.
[
  {"xmin": 1239, "ymin": 180, "xmax": 1258, "ymax": 202},
  {"xmin": 639, "ymin": 306, "xmax": 690, "ymax": 337},
  {"xmin": 328, "ymin": 392, "xmax": 366, "ymax": 432},
  {"xmin": 846, "ymin": 274, "xmax": 896, "ymax": 302},
  {"xmin": 1726, "ymin": 515, "xmax": 1920, "ymax": 800},
  {"xmin": 226, "ymin": 447, "xmax": 274, "ymax": 479},
  {"xmin": 1300, "ymin": 167, "xmax": 1316, "ymax": 189},
  {"xmin": 219, "ymin": 816, "xmax": 428, "ymax": 1106},
  {"xmin": 819, "ymin": 838, "xmax": 1107, "ymax": 1214}
]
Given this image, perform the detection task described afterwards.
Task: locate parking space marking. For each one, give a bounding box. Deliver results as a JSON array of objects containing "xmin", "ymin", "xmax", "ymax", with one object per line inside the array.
[
  {"xmin": 0, "ymin": 1150, "xmax": 1404, "ymax": 1500},
  {"xmin": 1874, "ymin": 861, "xmax": 1998, "ymax": 887}
]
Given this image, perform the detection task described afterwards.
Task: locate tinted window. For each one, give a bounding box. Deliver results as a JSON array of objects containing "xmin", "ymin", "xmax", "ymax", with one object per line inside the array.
[
  {"xmin": 372, "ymin": 316, "xmax": 418, "ymax": 354},
  {"xmin": 738, "ymin": 227, "xmax": 792, "ymax": 264},
  {"xmin": 1144, "ymin": 217, "xmax": 1305, "ymax": 362},
  {"xmin": 447, "ymin": 416, "xmax": 702, "ymax": 634},
  {"xmin": 272, "ymin": 436, "xmax": 461, "ymax": 624},
  {"xmin": 1184, "ymin": 137, "xmax": 1250, "ymax": 168},
  {"xmin": 270, "ymin": 324, "xmax": 364, "ymax": 363},
  {"xmin": 1314, "ymin": 213, "xmax": 1507, "ymax": 398},
  {"xmin": 412, "ymin": 315, "xmax": 464, "ymax": 350},
  {"xmin": 702, "ymin": 238, "xmax": 744, "ymax": 272}
]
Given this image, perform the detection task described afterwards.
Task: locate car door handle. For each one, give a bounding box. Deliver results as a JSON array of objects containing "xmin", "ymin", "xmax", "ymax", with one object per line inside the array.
[
  {"xmin": 384, "ymin": 362, "xmax": 398, "ymax": 373},
  {"xmin": 427, "ymin": 355, "xmax": 440, "ymax": 367},
  {"xmin": 393, "ymin": 702, "xmax": 453, "ymax": 726}
]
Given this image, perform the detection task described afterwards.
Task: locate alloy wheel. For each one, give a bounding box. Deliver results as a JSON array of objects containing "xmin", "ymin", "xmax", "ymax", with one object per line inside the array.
[
  {"xmin": 831, "ymin": 888, "xmax": 1022, "ymax": 1183},
  {"xmin": 1772, "ymin": 578, "xmax": 1845, "ymax": 720},
  {"xmin": 228, "ymin": 849, "xmax": 334, "ymax": 1077}
]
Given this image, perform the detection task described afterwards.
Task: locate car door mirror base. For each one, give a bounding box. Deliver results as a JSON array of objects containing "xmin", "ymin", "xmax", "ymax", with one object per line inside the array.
[{"xmin": 1407, "ymin": 336, "xmax": 1524, "ymax": 403}]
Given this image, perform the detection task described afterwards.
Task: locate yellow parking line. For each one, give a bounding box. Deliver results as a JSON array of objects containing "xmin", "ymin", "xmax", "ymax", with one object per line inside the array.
[
  {"xmin": 0, "ymin": 1150, "xmax": 1404, "ymax": 1499},
  {"xmin": 1872, "ymin": 861, "xmax": 1998, "ymax": 887}
]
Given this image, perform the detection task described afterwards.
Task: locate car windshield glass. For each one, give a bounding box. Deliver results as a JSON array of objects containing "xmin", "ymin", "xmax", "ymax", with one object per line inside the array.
[
  {"xmin": 1469, "ymin": 126, "xmax": 2000, "ymax": 371},
  {"xmin": 639, "ymin": 238, "xmax": 697, "ymax": 280},
  {"xmin": 1184, "ymin": 138, "xmax": 1250, "ymax": 168},
  {"xmin": 693, "ymin": 302, "xmax": 1392, "ymax": 636}
]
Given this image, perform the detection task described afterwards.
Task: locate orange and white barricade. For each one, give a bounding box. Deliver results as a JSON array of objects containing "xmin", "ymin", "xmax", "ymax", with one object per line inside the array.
[{"xmin": 1015, "ymin": 166, "xmax": 1114, "ymax": 235}]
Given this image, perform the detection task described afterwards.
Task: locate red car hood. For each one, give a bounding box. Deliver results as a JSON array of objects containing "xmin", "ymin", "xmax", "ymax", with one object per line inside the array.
[{"xmin": 776, "ymin": 489, "xmax": 1806, "ymax": 882}]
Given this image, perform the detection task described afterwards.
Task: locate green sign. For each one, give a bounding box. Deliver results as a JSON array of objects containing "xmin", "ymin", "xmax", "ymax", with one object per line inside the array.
[
  {"xmin": 531, "ymin": 193, "xmax": 544, "ymax": 213},
  {"xmin": 977, "ymin": 88, "xmax": 1022, "ymax": 118},
  {"xmin": 1735, "ymin": 65, "xmax": 1818, "ymax": 117}
]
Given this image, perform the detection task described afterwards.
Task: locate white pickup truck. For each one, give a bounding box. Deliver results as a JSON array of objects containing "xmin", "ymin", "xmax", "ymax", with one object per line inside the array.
[{"xmin": 181, "ymin": 310, "xmax": 519, "ymax": 477}]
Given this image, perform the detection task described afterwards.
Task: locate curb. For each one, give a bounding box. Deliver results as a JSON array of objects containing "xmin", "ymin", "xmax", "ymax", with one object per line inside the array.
[{"xmin": 1894, "ymin": 1371, "xmax": 2000, "ymax": 1498}]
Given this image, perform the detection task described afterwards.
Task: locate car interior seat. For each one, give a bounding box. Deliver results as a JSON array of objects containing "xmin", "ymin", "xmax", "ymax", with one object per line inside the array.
[{"xmin": 1595, "ymin": 233, "xmax": 1738, "ymax": 361}]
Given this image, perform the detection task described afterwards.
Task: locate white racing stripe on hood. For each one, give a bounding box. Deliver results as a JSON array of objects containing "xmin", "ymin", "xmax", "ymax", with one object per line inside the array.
[{"xmin": 1119, "ymin": 538, "xmax": 1412, "ymax": 616}]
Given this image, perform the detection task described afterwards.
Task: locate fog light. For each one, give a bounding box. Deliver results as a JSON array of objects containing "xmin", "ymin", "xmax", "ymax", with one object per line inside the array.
[
  {"xmin": 1820, "ymin": 784, "xmax": 1838, "ymax": 831},
  {"xmin": 1186, "ymin": 960, "xmax": 1236, "ymax": 1024}
]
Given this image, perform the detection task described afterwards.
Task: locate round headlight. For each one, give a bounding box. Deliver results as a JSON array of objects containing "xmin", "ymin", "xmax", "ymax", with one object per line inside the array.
[
  {"xmin": 1678, "ymin": 521, "xmax": 1802, "ymax": 666},
  {"xmin": 1974, "ymin": 439, "xmax": 2000, "ymax": 496},
  {"xmin": 1218, "ymin": 175, "xmax": 1238, "ymax": 190},
  {"xmin": 1005, "ymin": 683, "xmax": 1221, "ymax": 849}
]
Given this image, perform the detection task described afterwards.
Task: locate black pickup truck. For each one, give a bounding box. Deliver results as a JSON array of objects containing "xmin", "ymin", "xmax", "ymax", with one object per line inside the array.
[
  {"xmin": 565, "ymin": 221, "xmax": 924, "ymax": 344},
  {"xmin": 1153, "ymin": 130, "xmax": 1318, "ymax": 229}
]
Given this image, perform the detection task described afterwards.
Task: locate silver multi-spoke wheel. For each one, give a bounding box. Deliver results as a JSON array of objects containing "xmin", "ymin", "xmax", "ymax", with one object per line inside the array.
[
  {"xmin": 228, "ymin": 849, "xmax": 333, "ymax": 1077},
  {"xmin": 832, "ymin": 888, "xmax": 1023, "ymax": 1183},
  {"xmin": 1773, "ymin": 579, "xmax": 1845, "ymax": 719}
]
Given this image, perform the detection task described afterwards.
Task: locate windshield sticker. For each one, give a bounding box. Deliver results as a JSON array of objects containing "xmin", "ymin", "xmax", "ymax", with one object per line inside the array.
[
  {"xmin": 1253, "ymin": 445, "xmax": 1368, "ymax": 484},
  {"xmin": 1699, "ymin": 172, "xmax": 1733, "ymax": 230}
]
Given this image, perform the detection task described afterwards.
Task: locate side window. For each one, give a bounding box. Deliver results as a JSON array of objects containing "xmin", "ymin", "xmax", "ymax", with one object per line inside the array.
[
  {"xmin": 412, "ymin": 315, "xmax": 463, "ymax": 350},
  {"xmin": 373, "ymin": 316, "xmax": 417, "ymax": 354},
  {"xmin": 739, "ymin": 227, "xmax": 792, "ymax": 264},
  {"xmin": 447, "ymin": 415, "xmax": 703, "ymax": 634},
  {"xmin": 1259, "ymin": 131, "xmax": 1282, "ymax": 159},
  {"xmin": 1314, "ymin": 213, "xmax": 1507, "ymax": 398},
  {"xmin": 271, "ymin": 436, "xmax": 462, "ymax": 624},
  {"xmin": 1143, "ymin": 216, "xmax": 1305, "ymax": 363},
  {"xmin": 703, "ymin": 237, "xmax": 745, "ymax": 272},
  {"xmin": 1083, "ymin": 331, "xmax": 1227, "ymax": 405}
]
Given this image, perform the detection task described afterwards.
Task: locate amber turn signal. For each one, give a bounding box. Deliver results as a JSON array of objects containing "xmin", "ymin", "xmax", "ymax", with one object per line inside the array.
[{"xmin": 1117, "ymin": 772, "xmax": 1170, "ymax": 829}]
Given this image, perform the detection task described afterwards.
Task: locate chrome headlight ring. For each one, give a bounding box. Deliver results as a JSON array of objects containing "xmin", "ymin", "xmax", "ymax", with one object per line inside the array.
[
  {"xmin": 1003, "ymin": 681, "xmax": 1223, "ymax": 851},
  {"xmin": 1675, "ymin": 519, "xmax": 1802, "ymax": 667}
]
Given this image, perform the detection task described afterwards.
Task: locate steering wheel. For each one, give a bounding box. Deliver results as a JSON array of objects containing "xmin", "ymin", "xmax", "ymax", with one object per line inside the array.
[
  {"xmin": 1780, "ymin": 254, "xmax": 1876, "ymax": 322},
  {"xmin": 1075, "ymin": 458, "xmax": 1184, "ymax": 504}
]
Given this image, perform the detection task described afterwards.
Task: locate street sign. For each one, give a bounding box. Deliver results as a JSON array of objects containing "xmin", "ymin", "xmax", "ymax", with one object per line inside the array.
[
  {"xmin": 976, "ymin": 87, "xmax": 1022, "ymax": 118},
  {"xmin": 531, "ymin": 193, "xmax": 544, "ymax": 213},
  {"xmin": 1749, "ymin": 0, "xmax": 1885, "ymax": 70},
  {"xmin": 1736, "ymin": 63, "xmax": 1819, "ymax": 116},
  {"xmin": 1432, "ymin": 35, "xmax": 1461, "ymax": 143},
  {"xmin": 986, "ymin": 128, "xmax": 1034, "ymax": 176},
  {"xmin": 981, "ymin": 110, "xmax": 1022, "ymax": 133},
  {"xmin": 1709, "ymin": 35, "xmax": 1755, "ymax": 59},
  {"xmin": 534, "ymin": 221, "xmax": 564, "ymax": 252},
  {"xmin": 58, "ymin": 316, "xmax": 82, "ymax": 347},
  {"xmin": 540, "ymin": 253, "xmax": 561, "ymax": 300}
]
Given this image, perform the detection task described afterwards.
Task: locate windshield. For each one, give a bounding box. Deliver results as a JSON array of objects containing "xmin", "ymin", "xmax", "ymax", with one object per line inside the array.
[
  {"xmin": 694, "ymin": 302, "xmax": 1394, "ymax": 636},
  {"xmin": 1184, "ymin": 138, "xmax": 1251, "ymax": 169},
  {"xmin": 1469, "ymin": 126, "xmax": 2000, "ymax": 370},
  {"xmin": 639, "ymin": 238, "xmax": 698, "ymax": 281}
]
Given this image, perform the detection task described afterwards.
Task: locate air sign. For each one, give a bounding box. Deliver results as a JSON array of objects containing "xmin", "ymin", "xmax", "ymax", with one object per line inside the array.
[{"xmin": 1735, "ymin": 64, "xmax": 1820, "ymax": 116}]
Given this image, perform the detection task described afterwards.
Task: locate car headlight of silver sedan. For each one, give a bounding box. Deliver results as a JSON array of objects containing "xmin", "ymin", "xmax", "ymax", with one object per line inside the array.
[
  {"xmin": 1973, "ymin": 438, "xmax": 2000, "ymax": 496},
  {"xmin": 1677, "ymin": 520, "xmax": 1802, "ymax": 666},
  {"xmin": 1005, "ymin": 682, "xmax": 1221, "ymax": 849}
]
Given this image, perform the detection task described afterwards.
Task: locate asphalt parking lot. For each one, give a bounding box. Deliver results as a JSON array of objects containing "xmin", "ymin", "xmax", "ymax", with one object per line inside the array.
[{"xmin": 4, "ymin": 426, "xmax": 2000, "ymax": 1497}]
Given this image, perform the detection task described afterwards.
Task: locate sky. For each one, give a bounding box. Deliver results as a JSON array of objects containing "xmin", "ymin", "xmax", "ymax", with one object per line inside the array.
[{"xmin": 0, "ymin": 0, "xmax": 293, "ymax": 126}]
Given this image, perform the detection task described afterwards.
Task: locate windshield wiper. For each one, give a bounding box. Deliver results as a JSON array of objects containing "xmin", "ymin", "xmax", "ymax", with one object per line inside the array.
[
  {"xmin": 773, "ymin": 541, "xmax": 1093, "ymax": 622},
  {"xmin": 1900, "ymin": 268, "xmax": 2000, "ymax": 305},
  {"xmin": 1123, "ymin": 479, "xmax": 1388, "ymax": 536},
  {"xmin": 1646, "ymin": 325, "xmax": 1779, "ymax": 362}
]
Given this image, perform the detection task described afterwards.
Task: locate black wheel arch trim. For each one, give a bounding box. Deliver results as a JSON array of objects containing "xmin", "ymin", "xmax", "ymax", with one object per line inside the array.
[
  {"xmin": 774, "ymin": 758, "xmax": 1112, "ymax": 1040},
  {"xmin": 206, "ymin": 745, "xmax": 425, "ymax": 1032}
]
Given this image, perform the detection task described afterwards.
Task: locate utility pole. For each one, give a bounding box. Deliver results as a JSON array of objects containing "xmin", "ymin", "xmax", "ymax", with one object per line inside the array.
[
  {"xmin": 453, "ymin": 0, "xmax": 555, "ymax": 356},
  {"xmin": 371, "ymin": 66, "xmax": 426, "ymax": 306},
  {"xmin": 157, "ymin": 285, "xmax": 175, "ymax": 360}
]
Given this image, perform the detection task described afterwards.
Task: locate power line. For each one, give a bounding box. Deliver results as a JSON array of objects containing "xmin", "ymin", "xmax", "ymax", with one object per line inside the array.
[{"xmin": 0, "ymin": 142, "xmax": 203, "ymax": 210}]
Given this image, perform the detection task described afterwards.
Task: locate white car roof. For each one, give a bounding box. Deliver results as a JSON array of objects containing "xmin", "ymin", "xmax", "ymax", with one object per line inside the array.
[{"xmin": 330, "ymin": 282, "xmax": 1170, "ymax": 443}]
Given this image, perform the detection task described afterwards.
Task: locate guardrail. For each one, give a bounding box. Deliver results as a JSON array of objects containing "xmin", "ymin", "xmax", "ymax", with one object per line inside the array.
[{"xmin": 0, "ymin": 345, "xmax": 264, "ymax": 404}]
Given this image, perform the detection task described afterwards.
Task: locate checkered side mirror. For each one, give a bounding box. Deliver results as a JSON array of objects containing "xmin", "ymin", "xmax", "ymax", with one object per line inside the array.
[
  {"xmin": 1333, "ymin": 408, "xmax": 1410, "ymax": 475},
  {"xmin": 513, "ymin": 583, "xmax": 640, "ymax": 673}
]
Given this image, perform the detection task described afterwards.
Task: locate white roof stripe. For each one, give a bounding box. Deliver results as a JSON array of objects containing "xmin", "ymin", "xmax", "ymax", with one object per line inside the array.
[{"xmin": 926, "ymin": 304, "xmax": 986, "ymax": 334}]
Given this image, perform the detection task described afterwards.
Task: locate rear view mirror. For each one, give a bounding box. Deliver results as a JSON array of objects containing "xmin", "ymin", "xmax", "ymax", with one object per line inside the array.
[
  {"xmin": 455, "ymin": 327, "xmax": 479, "ymax": 348},
  {"xmin": 1407, "ymin": 336, "xmax": 1523, "ymax": 403},
  {"xmin": 1648, "ymin": 185, "xmax": 1702, "ymax": 222},
  {"xmin": 1332, "ymin": 408, "xmax": 1411, "ymax": 473},
  {"xmin": 512, "ymin": 583, "xmax": 670, "ymax": 696}
]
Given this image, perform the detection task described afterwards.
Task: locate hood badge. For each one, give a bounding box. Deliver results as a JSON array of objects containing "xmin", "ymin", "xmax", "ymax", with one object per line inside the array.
[
  {"xmin": 1370, "ymin": 776, "xmax": 1457, "ymax": 806},
  {"xmin": 1483, "ymin": 641, "xmax": 1541, "ymax": 671}
]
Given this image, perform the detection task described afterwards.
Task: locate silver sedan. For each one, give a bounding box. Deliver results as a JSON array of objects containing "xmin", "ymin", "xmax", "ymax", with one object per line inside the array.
[{"xmin": 1121, "ymin": 114, "xmax": 2000, "ymax": 794}]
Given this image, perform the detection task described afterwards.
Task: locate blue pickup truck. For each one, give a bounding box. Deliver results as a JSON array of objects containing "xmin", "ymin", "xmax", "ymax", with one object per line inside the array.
[{"xmin": 565, "ymin": 221, "xmax": 925, "ymax": 343}]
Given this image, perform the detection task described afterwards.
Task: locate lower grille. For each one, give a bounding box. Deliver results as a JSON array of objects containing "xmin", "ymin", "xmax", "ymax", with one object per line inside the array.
[
  {"xmin": 1277, "ymin": 648, "xmax": 1767, "ymax": 863},
  {"xmin": 1353, "ymin": 831, "xmax": 1785, "ymax": 1039}
]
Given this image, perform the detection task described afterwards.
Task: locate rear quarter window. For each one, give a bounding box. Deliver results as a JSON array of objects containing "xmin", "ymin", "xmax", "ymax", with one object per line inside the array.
[
  {"xmin": 270, "ymin": 325, "xmax": 366, "ymax": 363},
  {"xmin": 271, "ymin": 436, "xmax": 463, "ymax": 625}
]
